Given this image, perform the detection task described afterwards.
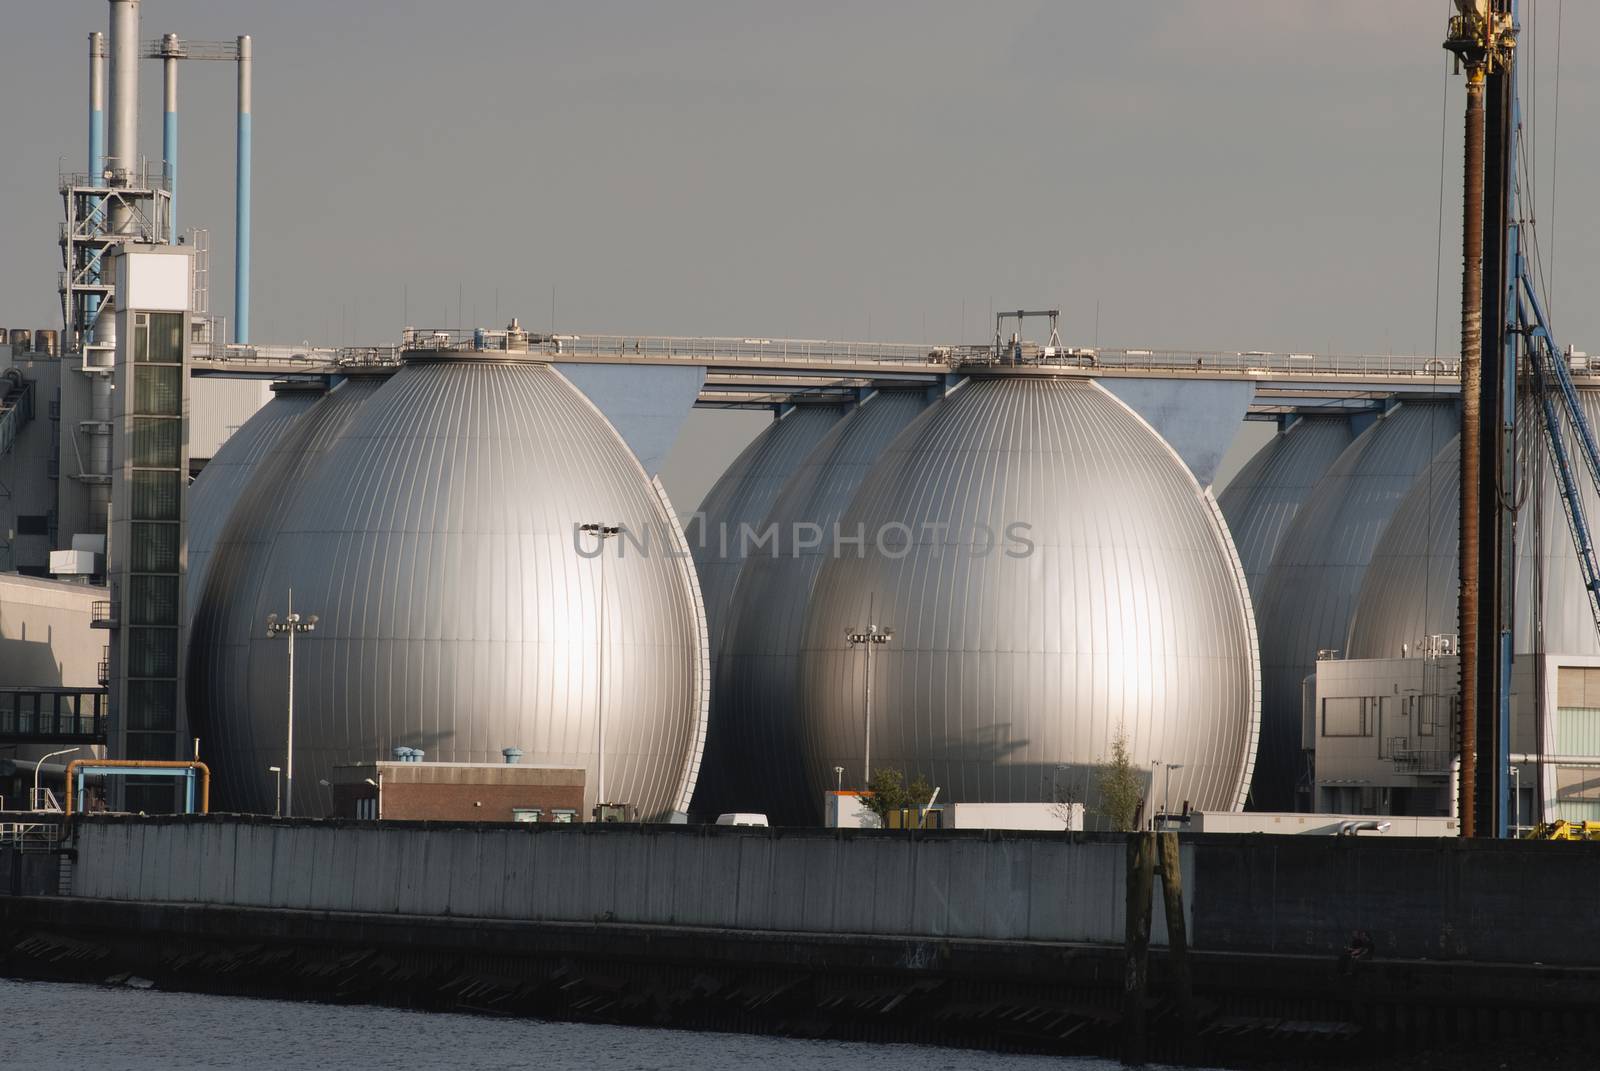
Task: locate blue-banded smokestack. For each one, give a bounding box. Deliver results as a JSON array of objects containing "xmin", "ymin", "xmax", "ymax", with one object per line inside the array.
[
  {"xmin": 235, "ymin": 34, "xmax": 251, "ymax": 344},
  {"xmin": 86, "ymin": 32, "xmax": 106, "ymax": 341},
  {"xmin": 88, "ymin": 33, "xmax": 105, "ymax": 180},
  {"xmin": 161, "ymin": 33, "xmax": 179, "ymax": 242}
]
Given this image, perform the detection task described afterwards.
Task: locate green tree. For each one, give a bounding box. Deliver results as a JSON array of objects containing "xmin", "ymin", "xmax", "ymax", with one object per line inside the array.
[
  {"xmin": 1095, "ymin": 728, "xmax": 1145, "ymax": 832},
  {"xmin": 862, "ymin": 767, "xmax": 936, "ymax": 827}
]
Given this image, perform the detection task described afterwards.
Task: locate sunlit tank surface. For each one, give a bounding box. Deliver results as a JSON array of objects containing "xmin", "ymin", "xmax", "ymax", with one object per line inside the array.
[
  {"xmin": 185, "ymin": 381, "xmax": 324, "ymax": 623},
  {"xmin": 1218, "ymin": 414, "xmax": 1355, "ymax": 606},
  {"xmin": 1252, "ymin": 399, "xmax": 1458, "ymax": 808},
  {"xmin": 703, "ymin": 388, "xmax": 932, "ymax": 823},
  {"xmin": 685, "ymin": 404, "xmax": 848, "ymax": 663},
  {"xmin": 798, "ymin": 378, "xmax": 1260, "ymax": 816},
  {"xmin": 1347, "ymin": 390, "xmax": 1600, "ymax": 659},
  {"xmin": 190, "ymin": 353, "xmax": 707, "ymax": 819}
]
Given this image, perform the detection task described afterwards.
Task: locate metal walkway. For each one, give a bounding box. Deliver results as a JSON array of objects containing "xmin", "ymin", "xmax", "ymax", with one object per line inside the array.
[{"xmin": 187, "ymin": 328, "xmax": 1485, "ymax": 412}]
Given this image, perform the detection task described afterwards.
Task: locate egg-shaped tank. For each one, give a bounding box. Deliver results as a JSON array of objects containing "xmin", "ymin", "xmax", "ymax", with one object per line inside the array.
[
  {"xmin": 1347, "ymin": 389, "xmax": 1600, "ymax": 660},
  {"xmin": 1252, "ymin": 399, "xmax": 1457, "ymax": 808},
  {"xmin": 191, "ymin": 352, "xmax": 707, "ymax": 819},
  {"xmin": 186, "ymin": 380, "xmax": 326, "ymax": 624},
  {"xmin": 1218, "ymin": 414, "xmax": 1355, "ymax": 606},
  {"xmin": 798, "ymin": 378, "xmax": 1260, "ymax": 815},
  {"xmin": 705, "ymin": 388, "xmax": 933, "ymax": 823},
  {"xmin": 686, "ymin": 404, "xmax": 848, "ymax": 660},
  {"xmin": 190, "ymin": 373, "xmax": 387, "ymax": 743}
]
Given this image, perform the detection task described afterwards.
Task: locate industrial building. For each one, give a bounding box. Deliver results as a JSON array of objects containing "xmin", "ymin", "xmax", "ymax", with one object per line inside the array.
[
  {"xmin": 329, "ymin": 753, "xmax": 586, "ymax": 824},
  {"xmin": 6, "ymin": 0, "xmax": 1599, "ymax": 837}
]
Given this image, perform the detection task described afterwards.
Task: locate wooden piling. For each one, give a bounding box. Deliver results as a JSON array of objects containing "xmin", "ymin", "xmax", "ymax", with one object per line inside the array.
[
  {"xmin": 1123, "ymin": 830, "xmax": 1155, "ymax": 1065},
  {"xmin": 1158, "ymin": 830, "xmax": 1196, "ymax": 1046}
]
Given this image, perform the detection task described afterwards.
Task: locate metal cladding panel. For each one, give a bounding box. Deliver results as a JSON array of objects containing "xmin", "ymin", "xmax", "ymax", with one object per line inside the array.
[
  {"xmin": 686, "ymin": 404, "xmax": 848, "ymax": 667},
  {"xmin": 1252, "ymin": 399, "xmax": 1457, "ymax": 808},
  {"xmin": 798, "ymin": 378, "xmax": 1260, "ymax": 815},
  {"xmin": 702, "ymin": 388, "xmax": 933, "ymax": 822},
  {"xmin": 1344, "ymin": 438, "xmax": 1461, "ymax": 659},
  {"xmin": 1347, "ymin": 389, "xmax": 1600, "ymax": 660},
  {"xmin": 1218, "ymin": 414, "xmax": 1355, "ymax": 607},
  {"xmin": 186, "ymin": 387, "xmax": 321, "ymax": 624},
  {"xmin": 192, "ymin": 359, "xmax": 706, "ymax": 820}
]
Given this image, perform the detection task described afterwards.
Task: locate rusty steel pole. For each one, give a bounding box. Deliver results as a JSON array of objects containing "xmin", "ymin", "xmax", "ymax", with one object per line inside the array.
[{"xmin": 1458, "ymin": 65, "xmax": 1486, "ymax": 838}]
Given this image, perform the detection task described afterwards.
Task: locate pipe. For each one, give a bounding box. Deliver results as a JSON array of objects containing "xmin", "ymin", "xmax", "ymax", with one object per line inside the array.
[
  {"xmin": 162, "ymin": 32, "xmax": 178, "ymax": 241},
  {"xmin": 86, "ymin": 32, "xmax": 105, "ymax": 343},
  {"xmin": 1458, "ymin": 65, "xmax": 1486, "ymax": 838},
  {"xmin": 64, "ymin": 759, "xmax": 210, "ymax": 816},
  {"xmin": 106, "ymin": 0, "xmax": 138, "ymax": 230},
  {"xmin": 234, "ymin": 34, "xmax": 251, "ymax": 344}
]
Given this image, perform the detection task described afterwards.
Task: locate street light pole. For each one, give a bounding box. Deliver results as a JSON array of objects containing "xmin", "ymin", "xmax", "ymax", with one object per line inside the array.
[
  {"xmin": 266, "ymin": 588, "xmax": 317, "ymax": 818},
  {"xmin": 1153, "ymin": 761, "xmax": 1184, "ymax": 829},
  {"xmin": 581, "ymin": 523, "xmax": 620, "ymax": 816},
  {"xmin": 845, "ymin": 619, "xmax": 894, "ymax": 786},
  {"xmin": 34, "ymin": 747, "xmax": 80, "ymax": 810}
]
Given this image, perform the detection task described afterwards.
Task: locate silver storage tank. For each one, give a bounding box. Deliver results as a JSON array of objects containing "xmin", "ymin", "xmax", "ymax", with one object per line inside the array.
[
  {"xmin": 1219, "ymin": 414, "xmax": 1355, "ymax": 606},
  {"xmin": 705, "ymin": 388, "xmax": 932, "ymax": 823},
  {"xmin": 1347, "ymin": 389, "xmax": 1600, "ymax": 660},
  {"xmin": 190, "ymin": 352, "xmax": 707, "ymax": 819},
  {"xmin": 186, "ymin": 379, "xmax": 327, "ymax": 625},
  {"xmin": 798, "ymin": 378, "xmax": 1261, "ymax": 816},
  {"xmin": 686, "ymin": 404, "xmax": 848, "ymax": 663},
  {"xmin": 1252, "ymin": 399, "xmax": 1457, "ymax": 809}
]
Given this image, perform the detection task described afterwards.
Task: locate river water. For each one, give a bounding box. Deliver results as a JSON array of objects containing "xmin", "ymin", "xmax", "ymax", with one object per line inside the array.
[{"xmin": 5, "ymin": 977, "xmax": 1188, "ymax": 1070}]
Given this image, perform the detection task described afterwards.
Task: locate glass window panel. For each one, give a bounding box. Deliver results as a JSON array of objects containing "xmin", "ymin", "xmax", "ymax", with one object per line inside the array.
[
  {"xmin": 127, "ymin": 575, "xmax": 178, "ymax": 626},
  {"xmin": 132, "ymin": 471, "xmax": 181, "ymax": 520},
  {"xmin": 131, "ymin": 522, "xmax": 180, "ymax": 572},
  {"xmin": 128, "ymin": 627, "xmax": 178, "ymax": 678},
  {"xmin": 146, "ymin": 312, "xmax": 183, "ymax": 362},
  {"xmin": 131, "ymin": 416, "xmax": 182, "ymax": 468},
  {"xmin": 126, "ymin": 681, "xmax": 177, "ymax": 731},
  {"xmin": 134, "ymin": 365, "xmax": 182, "ymax": 415}
]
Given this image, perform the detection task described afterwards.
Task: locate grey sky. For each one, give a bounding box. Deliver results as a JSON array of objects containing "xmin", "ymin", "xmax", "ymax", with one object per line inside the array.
[{"xmin": 4, "ymin": 2, "xmax": 1596, "ymax": 510}]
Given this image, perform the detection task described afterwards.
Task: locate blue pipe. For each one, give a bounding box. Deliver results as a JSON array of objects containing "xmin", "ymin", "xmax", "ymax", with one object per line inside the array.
[{"xmin": 164, "ymin": 107, "xmax": 177, "ymax": 242}]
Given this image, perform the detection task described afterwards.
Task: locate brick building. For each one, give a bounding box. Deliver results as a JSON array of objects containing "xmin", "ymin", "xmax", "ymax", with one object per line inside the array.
[{"xmin": 330, "ymin": 760, "xmax": 586, "ymax": 823}]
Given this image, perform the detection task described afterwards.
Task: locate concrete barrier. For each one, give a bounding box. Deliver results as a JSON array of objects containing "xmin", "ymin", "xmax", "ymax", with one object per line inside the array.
[{"xmin": 70, "ymin": 817, "xmax": 1168, "ymax": 945}]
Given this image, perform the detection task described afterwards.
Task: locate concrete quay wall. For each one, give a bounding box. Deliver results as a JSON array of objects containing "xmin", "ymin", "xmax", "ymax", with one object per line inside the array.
[
  {"xmin": 62, "ymin": 816, "xmax": 1600, "ymax": 967},
  {"xmin": 70, "ymin": 817, "xmax": 1185, "ymax": 946}
]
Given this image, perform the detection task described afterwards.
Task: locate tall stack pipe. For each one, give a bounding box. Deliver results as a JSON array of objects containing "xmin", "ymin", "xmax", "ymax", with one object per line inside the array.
[
  {"xmin": 162, "ymin": 32, "xmax": 179, "ymax": 241},
  {"xmin": 86, "ymin": 32, "xmax": 105, "ymax": 343},
  {"xmin": 235, "ymin": 34, "xmax": 251, "ymax": 344},
  {"xmin": 94, "ymin": 0, "xmax": 140, "ymax": 532}
]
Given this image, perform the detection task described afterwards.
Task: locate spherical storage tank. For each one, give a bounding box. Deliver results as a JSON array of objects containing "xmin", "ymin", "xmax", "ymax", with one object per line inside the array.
[
  {"xmin": 1347, "ymin": 389, "xmax": 1600, "ymax": 660},
  {"xmin": 186, "ymin": 380, "xmax": 326, "ymax": 624},
  {"xmin": 1218, "ymin": 414, "xmax": 1355, "ymax": 606},
  {"xmin": 190, "ymin": 351, "xmax": 708, "ymax": 819},
  {"xmin": 685, "ymin": 402, "xmax": 846, "ymax": 814},
  {"xmin": 1252, "ymin": 399, "xmax": 1457, "ymax": 808},
  {"xmin": 708, "ymin": 388, "xmax": 932, "ymax": 823},
  {"xmin": 798, "ymin": 378, "xmax": 1261, "ymax": 814}
]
